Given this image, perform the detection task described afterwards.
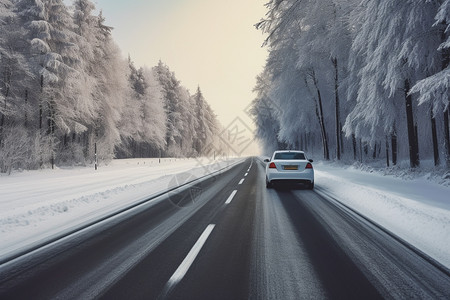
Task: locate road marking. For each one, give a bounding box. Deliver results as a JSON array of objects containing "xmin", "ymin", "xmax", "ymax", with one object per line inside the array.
[
  {"xmin": 163, "ymin": 224, "xmax": 215, "ymax": 294},
  {"xmin": 225, "ymin": 190, "xmax": 238, "ymax": 204},
  {"xmin": 239, "ymin": 178, "xmax": 245, "ymax": 185},
  {"xmin": 245, "ymin": 173, "xmax": 248, "ymax": 177}
]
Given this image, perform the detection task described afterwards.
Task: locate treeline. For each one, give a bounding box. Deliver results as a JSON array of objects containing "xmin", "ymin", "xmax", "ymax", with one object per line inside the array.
[
  {"xmin": 0, "ymin": 0, "xmax": 219, "ymax": 173},
  {"xmin": 251, "ymin": 0, "xmax": 450, "ymax": 168}
]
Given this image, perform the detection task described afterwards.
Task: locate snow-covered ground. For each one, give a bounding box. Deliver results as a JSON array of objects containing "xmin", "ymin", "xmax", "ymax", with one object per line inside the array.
[
  {"xmin": 0, "ymin": 157, "xmax": 242, "ymax": 261},
  {"xmin": 314, "ymin": 162, "xmax": 450, "ymax": 268},
  {"xmin": 1, "ymin": 157, "xmax": 449, "ymax": 270}
]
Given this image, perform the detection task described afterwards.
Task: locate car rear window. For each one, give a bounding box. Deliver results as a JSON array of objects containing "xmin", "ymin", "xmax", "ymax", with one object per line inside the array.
[{"xmin": 274, "ymin": 152, "xmax": 305, "ymax": 160}]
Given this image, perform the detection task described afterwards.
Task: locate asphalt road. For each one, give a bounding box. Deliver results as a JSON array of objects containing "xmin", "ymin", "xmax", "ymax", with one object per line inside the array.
[{"xmin": 0, "ymin": 157, "xmax": 449, "ymax": 299}]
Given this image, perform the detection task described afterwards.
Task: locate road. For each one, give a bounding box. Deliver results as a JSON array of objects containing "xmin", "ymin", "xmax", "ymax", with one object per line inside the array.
[{"xmin": 0, "ymin": 157, "xmax": 449, "ymax": 299}]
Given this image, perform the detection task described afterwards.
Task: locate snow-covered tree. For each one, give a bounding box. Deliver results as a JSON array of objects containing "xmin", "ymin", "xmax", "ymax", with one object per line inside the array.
[
  {"xmin": 153, "ymin": 61, "xmax": 185, "ymax": 156},
  {"xmin": 255, "ymin": 0, "xmax": 354, "ymax": 160},
  {"xmin": 0, "ymin": 0, "xmax": 32, "ymax": 132},
  {"xmin": 344, "ymin": 0, "xmax": 441, "ymax": 168},
  {"xmin": 411, "ymin": 0, "xmax": 450, "ymax": 167},
  {"xmin": 252, "ymin": 0, "xmax": 448, "ymax": 169},
  {"xmin": 250, "ymin": 70, "xmax": 283, "ymax": 154},
  {"xmin": 140, "ymin": 67, "xmax": 166, "ymax": 151},
  {"xmin": 192, "ymin": 86, "xmax": 217, "ymax": 155},
  {"xmin": 0, "ymin": 0, "xmax": 221, "ymax": 172},
  {"xmin": 70, "ymin": 0, "xmax": 99, "ymax": 128},
  {"xmin": 119, "ymin": 58, "xmax": 166, "ymax": 158}
]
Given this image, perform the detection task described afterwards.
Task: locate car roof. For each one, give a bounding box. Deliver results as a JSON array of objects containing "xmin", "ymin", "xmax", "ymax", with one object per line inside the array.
[{"xmin": 273, "ymin": 150, "xmax": 304, "ymax": 154}]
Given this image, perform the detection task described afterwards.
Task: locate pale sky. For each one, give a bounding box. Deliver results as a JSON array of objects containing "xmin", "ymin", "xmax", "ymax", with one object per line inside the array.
[{"xmin": 93, "ymin": 0, "xmax": 268, "ymax": 154}]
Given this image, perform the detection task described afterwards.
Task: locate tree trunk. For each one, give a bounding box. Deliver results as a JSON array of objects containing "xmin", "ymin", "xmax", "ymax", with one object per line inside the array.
[
  {"xmin": 352, "ymin": 134, "xmax": 357, "ymax": 160},
  {"xmin": 332, "ymin": 57, "xmax": 341, "ymax": 160},
  {"xmin": 430, "ymin": 108, "xmax": 440, "ymax": 166},
  {"xmin": 441, "ymin": 24, "xmax": 450, "ymax": 168},
  {"xmin": 415, "ymin": 123, "xmax": 419, "ymax": 163},
  {"xmin": 444, "ymin": 108, "xmax": 450, "ymax": 167},
  {"xmin": 24, "ymin": 90, "xmax": 28, "ymax": 128},
  {"xmin": 391, "ymin": 124, "xmax": 398, "ymax": 166},
  {"xmin": 47, "ymin": 100, "xmax": 55, "ymax": 135},
  {"xmin": 40, "ymin": 75, "xmax": 44, "ymax": 130},
  {"xmin": 310, "ymin": 72, "xmax": 329, "ymax": 160},
  {"xmin": 385, "ymin": 136, "xmax": 390, "ymax": 167},
  {"xmin": 1, "ymin": 65, "xmax": 11, "ymax": 141},
  {"xmin": 404, "ymin": 79, "xmax": 419, "ymax": 168},
  {"xmin": 359, "ymin": 138, "xmax": 363, "ymax": 163},
  {"xmin": 48, "ymin": 99, "xmax": 56, "ymax": 170}
]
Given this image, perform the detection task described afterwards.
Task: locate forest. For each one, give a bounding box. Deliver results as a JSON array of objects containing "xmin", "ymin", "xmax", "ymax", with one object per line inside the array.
[
  {"xmin": 0, "ymin": 0, "xmax": 220, "ymax": 174},
  {"xmin": 250, "ymin": 0, "xmax": 450, "ymax": 169}
]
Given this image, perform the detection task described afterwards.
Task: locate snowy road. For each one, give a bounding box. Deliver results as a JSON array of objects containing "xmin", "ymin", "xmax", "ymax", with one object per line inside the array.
[{"xmin": 0, "ymin": 158, "xmax": 449, "ymax": 299}]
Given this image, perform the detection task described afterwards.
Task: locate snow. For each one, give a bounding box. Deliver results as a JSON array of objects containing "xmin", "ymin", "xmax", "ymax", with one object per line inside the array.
[
  {"xmin": 1, "ymin": 157, "xmax": 449, "ymax": 270},
  {"xmin": 0, "ymin": 157, "xmax": 242, "ymax": 262},
  {"xmin": 314, "ymin": 162, "xmax": 450, "ymax": 269}
]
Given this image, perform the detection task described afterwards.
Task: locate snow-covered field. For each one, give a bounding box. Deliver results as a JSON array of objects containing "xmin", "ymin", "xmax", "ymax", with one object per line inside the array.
[
  {"xmin": 0, "ymin": 157, "xmax": 242, "ymax": 262},
  {"xmin": 1, "ymin": 157, "xmax": 449, "ymax": 269}
]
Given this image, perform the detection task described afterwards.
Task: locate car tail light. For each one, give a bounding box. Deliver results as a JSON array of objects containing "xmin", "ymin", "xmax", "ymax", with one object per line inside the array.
[
  {"xmin": 269, "ymin": 162, "xmax": 276, "ymax": 169},
  {"xmin": 305, "ymin": 163, "xmax": 313, "ymax": 169}
]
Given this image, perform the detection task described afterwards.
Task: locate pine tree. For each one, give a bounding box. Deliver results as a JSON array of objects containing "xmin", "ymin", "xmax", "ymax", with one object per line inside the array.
[
  {"xmin": 411, "ymin": 0, "xmax": 450, "ymax": 168},
  {"xmin": 153, "ymin": 61, "xmax": 184, "ymax": 156}
]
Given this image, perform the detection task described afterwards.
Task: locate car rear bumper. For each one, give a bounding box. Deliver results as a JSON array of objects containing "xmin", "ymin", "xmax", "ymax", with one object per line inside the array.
[
  {"xmin": 269, "ymin": 179, "xmax": 313, "ymax": 185},
  {"xmin": 266, "ymin": 169, "xmax": 314, "ymax": 183}
]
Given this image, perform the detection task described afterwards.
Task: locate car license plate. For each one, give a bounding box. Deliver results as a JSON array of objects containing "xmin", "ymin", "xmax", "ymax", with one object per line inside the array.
[{"xmin": 283, "ymin": 165, "xmax": 298, "ymax": 170}]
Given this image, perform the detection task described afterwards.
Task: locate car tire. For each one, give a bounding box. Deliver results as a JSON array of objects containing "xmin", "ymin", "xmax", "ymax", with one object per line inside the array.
[
  {"xmin": 266, "ymin": 178, "xmax": 272, "ymax": 189},
  {"xmin": 309, "ymin": 181, "xmax": 314, "ymax": 189}
]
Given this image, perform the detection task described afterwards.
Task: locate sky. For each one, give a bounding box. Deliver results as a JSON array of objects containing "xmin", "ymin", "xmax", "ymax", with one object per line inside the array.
[{"xmin": 91, "ymin": 0, "xmax": 269, "ymax": 154}]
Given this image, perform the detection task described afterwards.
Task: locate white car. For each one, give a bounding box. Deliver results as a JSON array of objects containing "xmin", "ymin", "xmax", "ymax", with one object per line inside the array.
[{"xmin": 264, "ymin": 150, "xmax": 314, "ymax": 189}]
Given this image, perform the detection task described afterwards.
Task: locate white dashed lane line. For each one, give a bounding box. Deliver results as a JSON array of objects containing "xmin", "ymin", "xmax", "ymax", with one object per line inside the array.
[
  {"xmin": 163, "ymin": 160, "xmax": 252, "ymax": 295},
  {"xmin": 162, "ymin": 224, "xmax": 216, "ymax": 295},
  {"xmin": 225, "ymin": 190, "xmax": 238, "ymax": 204}
]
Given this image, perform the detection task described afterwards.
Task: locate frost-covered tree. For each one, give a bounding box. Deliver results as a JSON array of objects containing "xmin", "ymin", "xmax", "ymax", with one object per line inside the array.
[
  {"xmin": 119, "ymin": 58, "xmax": 166, "ymax": 158},
  {"xmin": 88, "ymin": 16, "xmax": 127, "ymax": 161},
  {"xmin": 411, "ymin": 0, "xmax": 450, "ymax": 167},
  {"xmin": 203, "ymin": 97, "xmax": 218, "ymax": 151},
  {"xmin": 140, "ymin": 67, "xmax": 166, "ymax": 151},
  {"xmin": 0, "ymin": 0, "xmax": 221, "ymax": 173},
  {"xmin": 192, "ymin": 86, "xmax": 205, "ymax": 154},
  {"xmin": 295, "ymin": 0, "xmax": 353, "ymax": 160},
  {"xmin": 16, "ymin": 0, "xmax": 79, "ymax": 135},
  {"xmin": 153, "ymin": 61, "xmax": 185, "ymax": 156},
  {"xmin": 192, "ymin": 86, "xmax": 217, "ymax": 155},
  {"xmin": 255, "ymin": 0, "xmax": 354, "ymax": 160},
  {"xmin": 70, "ymin": 0, "xmax": 99, "ymax": 128},
  {"xmin": 250, "ymin": 71, "xmax": 283, "ymax": 154},
  {"xmin": 344, "ymin": 0, "xmax": 441, "ymax": 168},
  {"xmin": 252, "ymin": 0, "xmax": 448, "ymax": 169},
  {"xmin": 0, "ymin": 0, "xmax": 32, "ymax": 132}
]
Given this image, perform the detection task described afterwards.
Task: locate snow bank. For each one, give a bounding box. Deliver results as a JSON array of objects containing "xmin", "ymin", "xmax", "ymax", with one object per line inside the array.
[{"xmin": 314, "ymin": 162, "xmax": 450, "ymax": 268}]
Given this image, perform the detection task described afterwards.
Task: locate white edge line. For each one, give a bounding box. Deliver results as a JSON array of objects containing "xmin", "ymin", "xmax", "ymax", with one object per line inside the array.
[
  {"xmin": 239, "ymin": 178, "xmax": 245, "ymax": 185},
  {"xmin": 165, "ymin": 224, "xmax": 215, "ymax": 290},
  {"xmin": 225, "ymin": 190, "xmax": 238, "ymax": 204}
]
